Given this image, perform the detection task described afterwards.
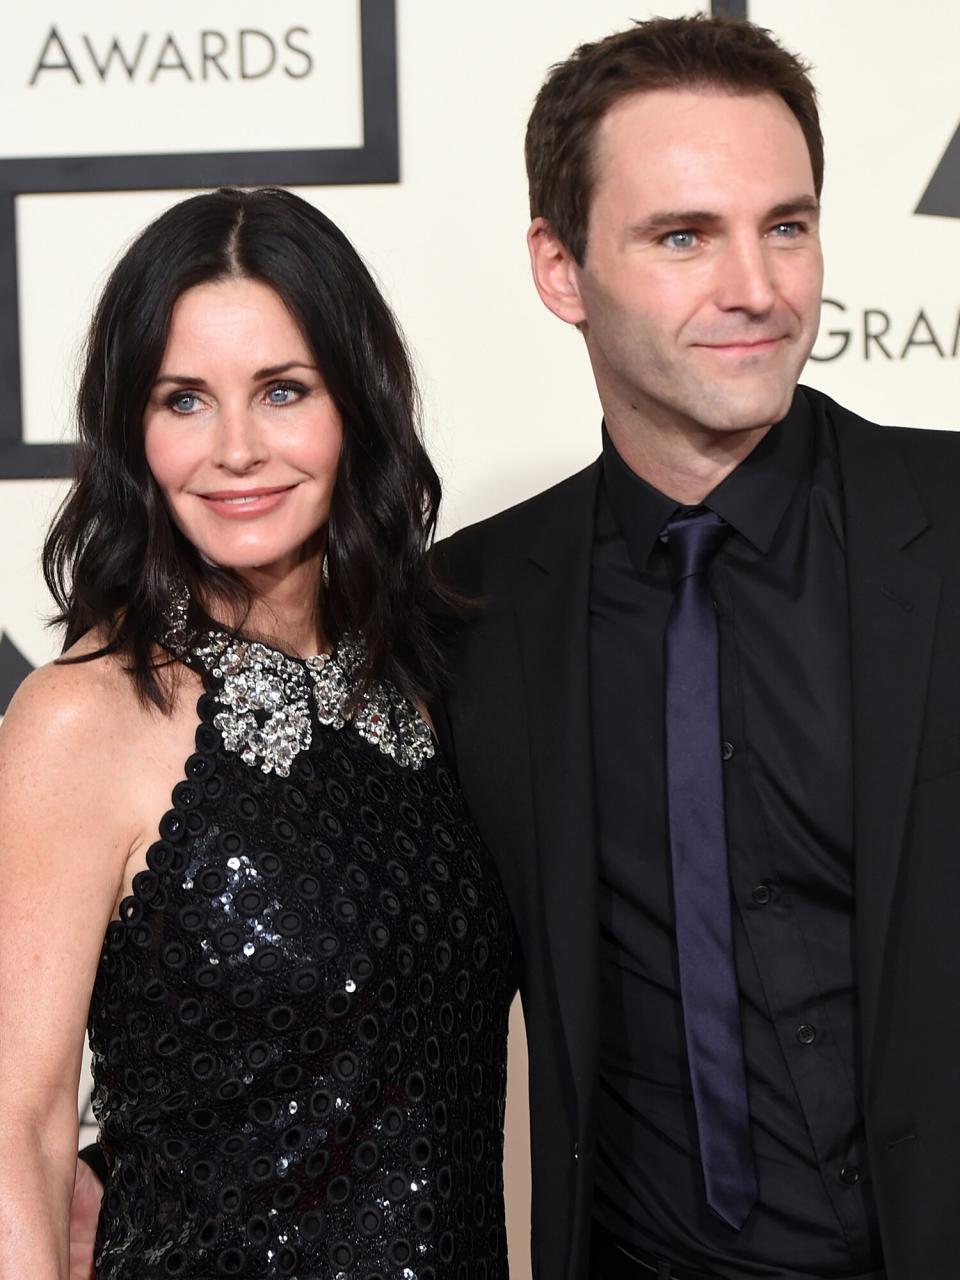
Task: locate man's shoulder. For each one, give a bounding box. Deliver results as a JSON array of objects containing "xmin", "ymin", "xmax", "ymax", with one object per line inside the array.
[
  {"xmin": 808, "ymin": 384, "xmax": 960, "ymax": 462},
  {"xmin": 435, "ymin": 459, "xmax": 600, "ymax": 590}
]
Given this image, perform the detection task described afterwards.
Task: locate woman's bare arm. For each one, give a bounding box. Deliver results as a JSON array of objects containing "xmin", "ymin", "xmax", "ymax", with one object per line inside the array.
[{"xmin": 0, "ymin": 659, "xmax": 136, "ymax": 1280}]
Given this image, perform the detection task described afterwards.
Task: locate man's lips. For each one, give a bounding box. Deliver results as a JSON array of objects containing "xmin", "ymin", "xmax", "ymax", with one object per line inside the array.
[{"xmin": 696, "ymin": 336, "xmax": 785, "ymax": 355}]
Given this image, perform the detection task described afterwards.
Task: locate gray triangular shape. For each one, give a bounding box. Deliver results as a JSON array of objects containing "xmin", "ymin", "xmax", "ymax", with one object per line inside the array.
[
  {"xmin": 0, "ymin": 632, "xmax": 34, "ymax": 714},
  {"xmin": 916, "ymin": 124, "xmax": 960, "ymax": 218},
  {"xmin": 80, "ymin": 1089, "xmax": 96, "ymax": 1126}
]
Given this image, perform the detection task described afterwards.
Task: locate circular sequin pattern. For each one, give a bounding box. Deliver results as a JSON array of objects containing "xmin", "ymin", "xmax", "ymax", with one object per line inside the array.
[{"xmin": 89, "ymin": 634, "xmax": 514, "ymax": 1279}]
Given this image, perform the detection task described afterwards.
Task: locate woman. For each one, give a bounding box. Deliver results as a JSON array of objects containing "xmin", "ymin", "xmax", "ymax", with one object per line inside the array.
[{"xmin": 0, "ymin": 188, "xmax": 515, "ymax": 1279}]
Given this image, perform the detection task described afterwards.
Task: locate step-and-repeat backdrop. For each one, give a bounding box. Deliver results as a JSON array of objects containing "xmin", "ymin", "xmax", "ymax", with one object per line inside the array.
[{"xmin": 1, "ymin": 2, "xmax": 957, "ymax": 1274}]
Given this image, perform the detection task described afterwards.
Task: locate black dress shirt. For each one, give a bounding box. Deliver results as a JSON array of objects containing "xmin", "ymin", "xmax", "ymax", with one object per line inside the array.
[{"xmin": 590, "ymin": 390, "xmax": 884, "ymax": 1277}]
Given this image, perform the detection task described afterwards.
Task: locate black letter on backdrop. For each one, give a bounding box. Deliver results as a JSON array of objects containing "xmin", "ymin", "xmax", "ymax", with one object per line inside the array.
[
  {"xmin": 201, "ymin": 30, "xmax": 230, "ymax": 80},
  {"xmin": 82, "ymin": 33, "xmax": 148, "ymax": 82},
  {"xmin": 284, "ymin": 28, "xmax": 313, "ymax": 79},
  {"xmin": 809, "ymin": 298, "xmax": 850, "ymax": 362},
  {"xmin": 900, "ymin": 309, "xmax": 946, "ymax": 359},
  {"xmin": 863, "ymin": 310, "xmax": 893, "ymax": 360},
  {"xmin": 29, "ymin": 26, "xmax": 82, "ymax": 85},
  {"xmin": 239, "ymin": 30, "xmax": 277, "ymax": 80},
  {"xmin": 149, "ymin": 34, "xmax": 194, "ymax": 82}
]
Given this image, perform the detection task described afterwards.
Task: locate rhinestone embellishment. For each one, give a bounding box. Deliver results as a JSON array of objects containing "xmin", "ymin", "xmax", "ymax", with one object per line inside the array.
[{"xmin": 162, "ymin": 587, "xmax": 434, "ymax": 776}]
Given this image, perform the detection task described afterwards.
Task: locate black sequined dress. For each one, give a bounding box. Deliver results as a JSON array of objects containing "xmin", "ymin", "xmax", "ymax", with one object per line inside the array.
[{"xmin": 88, "ymin": 619, "xmax": 515, "ymax": 1280}]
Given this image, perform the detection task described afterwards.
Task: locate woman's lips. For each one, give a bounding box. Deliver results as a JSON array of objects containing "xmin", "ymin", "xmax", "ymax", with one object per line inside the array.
[{"xmin": 197, "ymin": 485, "xmax": 295, "ymax": 518}]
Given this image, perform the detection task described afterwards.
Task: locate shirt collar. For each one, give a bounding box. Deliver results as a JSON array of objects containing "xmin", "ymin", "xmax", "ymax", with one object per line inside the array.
[{"xmin": 600, "ymin": 389, "xmax": 816, "ymax": 571}]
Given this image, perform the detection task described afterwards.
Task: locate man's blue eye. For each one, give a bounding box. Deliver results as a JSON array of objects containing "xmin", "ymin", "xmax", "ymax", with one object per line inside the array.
[
  {"xmin": 665, "ymin": 230, "xmax": 697, "ymax": 250},
  {"xmin": 771, "ymin": 221, "xmax": 802, "ymax": 237}
]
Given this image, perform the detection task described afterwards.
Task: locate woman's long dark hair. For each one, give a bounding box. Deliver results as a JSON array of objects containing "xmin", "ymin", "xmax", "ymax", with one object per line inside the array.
[{"xmin": 43, "ymin": 187, "xmax": 450, "ymax": 709}]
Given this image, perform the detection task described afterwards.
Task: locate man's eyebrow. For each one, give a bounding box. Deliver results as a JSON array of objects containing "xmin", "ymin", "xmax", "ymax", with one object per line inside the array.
[
  {"xmin": 628, "ymin": 210, "xmax": 721, "ymax": 238},
  {"xmin": 629, "ymin": 195, "xmax": 821, "ymax": 240},
  {"xmin": 767, "ymin": 196, "xmax": 821, "ymax": 220}
]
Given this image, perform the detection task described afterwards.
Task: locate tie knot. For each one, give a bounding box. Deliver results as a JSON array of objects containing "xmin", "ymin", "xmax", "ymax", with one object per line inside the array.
[{"xmin": 662, "ymin": 510, "xmax": 729, "ymax": 581}]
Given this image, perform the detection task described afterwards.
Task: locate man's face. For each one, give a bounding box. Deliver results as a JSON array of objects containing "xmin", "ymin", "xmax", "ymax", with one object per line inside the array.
[{"xmin": 567, "ymin": 89, "xmax": 823, "ymax": 440}]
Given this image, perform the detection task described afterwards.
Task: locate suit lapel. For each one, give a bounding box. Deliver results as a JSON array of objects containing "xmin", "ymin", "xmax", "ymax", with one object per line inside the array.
[
  {"xmin": 837, "ymin": 415, "xmax": 941, "ymax": 1070},
  {"xmin": 514, "ymin": 462, "xmax": 601, "ymax": 1127}
]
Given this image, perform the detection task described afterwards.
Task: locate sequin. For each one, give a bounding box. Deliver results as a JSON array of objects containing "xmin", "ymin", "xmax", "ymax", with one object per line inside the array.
[{"xmin": 88, "ymin": 612, "xmax": 514, "ymax": 1279}]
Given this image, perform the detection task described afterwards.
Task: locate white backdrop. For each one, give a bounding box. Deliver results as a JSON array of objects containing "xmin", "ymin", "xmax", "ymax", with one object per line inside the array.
[{"xmin": 1, "ymin": 3, "xmax": 958, "ymax": 1276}]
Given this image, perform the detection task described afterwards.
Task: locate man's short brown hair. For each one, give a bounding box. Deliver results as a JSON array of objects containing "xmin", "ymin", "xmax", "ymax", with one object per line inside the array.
[{"xmin": 525, "ymin": 14, "xmax": 823, "ymax": 265}]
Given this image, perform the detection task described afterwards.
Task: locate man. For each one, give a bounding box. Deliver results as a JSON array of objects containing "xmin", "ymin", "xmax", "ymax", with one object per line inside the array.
[
  {"xmin": 435, "ymin": 14, "xmax": 960, "ymax": 1280},
  {"xmin": 73, "ymin": 14, "xmax": 960, "ymax": 1280}
]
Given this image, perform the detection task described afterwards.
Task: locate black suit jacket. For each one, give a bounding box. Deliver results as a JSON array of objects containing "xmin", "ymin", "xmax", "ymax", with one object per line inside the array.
[{"xmin": 434, "ymin": 387, "xmax": 960, "ymax": 1280}]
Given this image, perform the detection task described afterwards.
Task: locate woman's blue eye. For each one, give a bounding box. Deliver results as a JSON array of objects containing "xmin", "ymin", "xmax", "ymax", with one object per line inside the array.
[
  {"xmin": 170, "ymin": 392, "xmax": 200, "ymax": 413},
  {"xmin": 266, "ymin": 383, "xmax": 302, "ymax": 405}
]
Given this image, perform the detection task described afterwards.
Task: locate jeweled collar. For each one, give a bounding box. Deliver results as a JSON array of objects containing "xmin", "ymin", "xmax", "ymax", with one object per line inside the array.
[{"xmin": 161, "ymin": 582, "xmax": 434, "ymax": 776}]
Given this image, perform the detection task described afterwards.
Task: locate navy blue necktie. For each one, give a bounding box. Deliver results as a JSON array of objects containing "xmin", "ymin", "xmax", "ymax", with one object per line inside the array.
[{"xmin": 662, "ymin": 510, "xmax": 757, "ymax": 1231}]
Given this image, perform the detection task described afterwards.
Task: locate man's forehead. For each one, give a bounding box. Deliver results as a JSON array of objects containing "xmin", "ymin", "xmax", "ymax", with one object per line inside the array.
[
  {"xmin": 591, "ymin": 87, "xmax": 815, "ymax": 205},
  {"xmin": 600, "ymin": 84, "xmax": 797, "ymax": 130},
  {"xmin": 596, "ymin": 88, "xmax": 805, "ymax": 160}
]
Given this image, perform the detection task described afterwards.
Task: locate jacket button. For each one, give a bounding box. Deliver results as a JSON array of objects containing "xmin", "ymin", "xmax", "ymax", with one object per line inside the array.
[
  {"xmin": 796, "ymin": 1024, "xmax": 816, "ymax": 1045},
  {"xmin": 752, "ymin": 884, "xmax": 771, "ymax": 906},
  {"xmin": 722, "ymin": 741, "xmax": 735, "ymax": 761},
  {"xmin": 840, "ymin": 1165, "xmax": 861, "ymax": 1185}
]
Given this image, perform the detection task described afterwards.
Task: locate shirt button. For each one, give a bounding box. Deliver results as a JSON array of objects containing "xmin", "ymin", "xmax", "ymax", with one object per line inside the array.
[
  {"xmin": 796, "ymin": 1024, "xmax": 817, "ymax": 1045},
  {"xmin": 752, "ymin": 884, "xmax": 771, "ymax": 906},
  {"xmin": 721, "ymin": 741, "xmax": 735, "ymax": 761},
  {"xmin": 840, "ymin": 1165, "xmax": 861, "ymax": 1185}
]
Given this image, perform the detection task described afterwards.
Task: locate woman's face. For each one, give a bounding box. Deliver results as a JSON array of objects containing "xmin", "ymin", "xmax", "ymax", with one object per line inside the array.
[{"xmin": 143, "ymin": 277, "xmax": 343, "ymax": 580}]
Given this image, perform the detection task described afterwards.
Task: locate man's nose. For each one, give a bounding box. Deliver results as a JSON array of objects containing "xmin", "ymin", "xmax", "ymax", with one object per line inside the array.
[{"xmin": 714, "ymin": 236, "xmax": 777, "ymax": 317}]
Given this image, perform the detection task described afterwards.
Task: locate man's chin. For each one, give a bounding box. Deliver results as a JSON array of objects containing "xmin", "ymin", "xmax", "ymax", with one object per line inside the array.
[{"xmin": 697, "ymin": 381, "xmax": 798, "ymax": 435}]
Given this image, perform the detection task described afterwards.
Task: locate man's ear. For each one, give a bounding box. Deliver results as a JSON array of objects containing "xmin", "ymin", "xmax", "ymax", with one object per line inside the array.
[{"xmin": 527, "ymin": 218, "xmax": 587, "ymax": 326}]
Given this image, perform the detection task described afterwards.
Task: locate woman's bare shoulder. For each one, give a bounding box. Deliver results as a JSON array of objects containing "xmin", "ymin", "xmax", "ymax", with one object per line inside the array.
[
  {"xmin": 0, "ymin": 630, "xmax": 201, "ymax": 890},
  {"xmin": 0, "ymin": 629, "xmax": 194, "ymax": 782},
  {"xmin": 2, "ymin": 631, "xmax": 136, "ymax": 744}
]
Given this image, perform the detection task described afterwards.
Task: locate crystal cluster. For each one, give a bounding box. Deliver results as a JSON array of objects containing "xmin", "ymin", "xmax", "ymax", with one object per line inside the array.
[
  {"xmin": 197, "ymin": 635, "xmax": 314, "ymax": 776},
  {"xmin": 162, "ymin": 584, "xmax": 434, "ymax": 775}
]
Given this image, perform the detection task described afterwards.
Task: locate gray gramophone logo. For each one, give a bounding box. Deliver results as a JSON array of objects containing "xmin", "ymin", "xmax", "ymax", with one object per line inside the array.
[
  {"xmin": 711, "ymin": 0, "xmax": 960, "ymax": 218},
  {"xmin": 917, "ymin": 125, "xmax": 960, "ymax": 218},
  {"xmin": 0, "ymin": 633, "xmax": 34, "ymax": 715}
]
